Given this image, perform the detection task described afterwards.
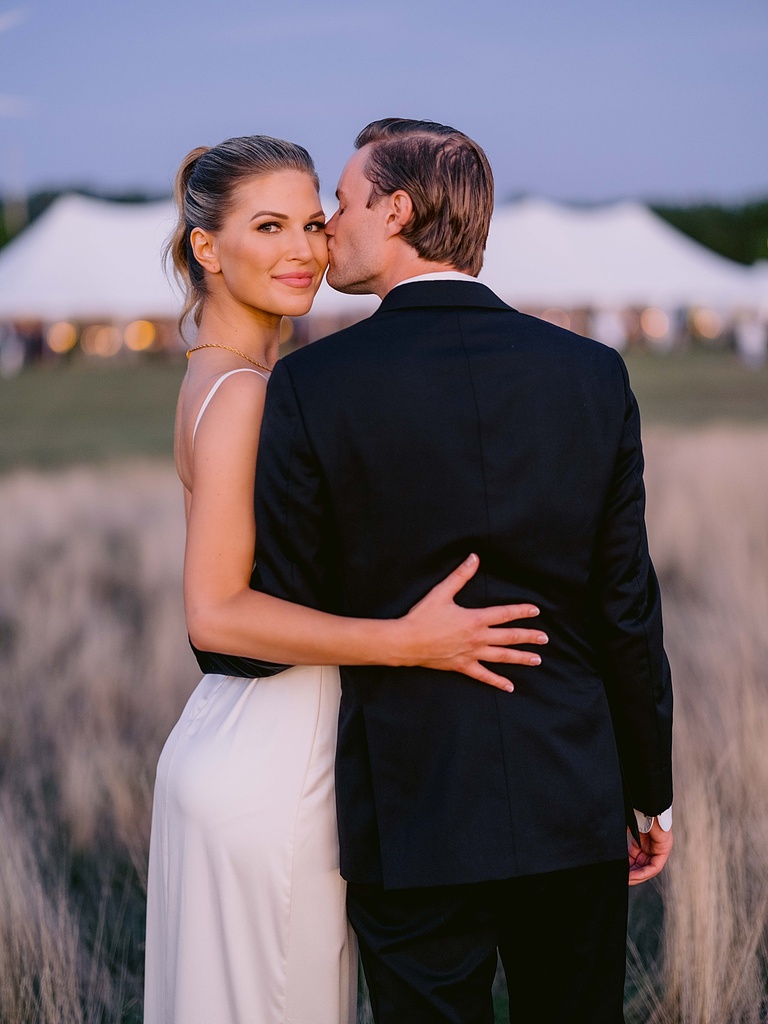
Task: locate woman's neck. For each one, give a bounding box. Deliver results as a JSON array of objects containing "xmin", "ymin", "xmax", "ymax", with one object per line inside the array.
[{"xmin": 195, "ymin": 297, "xmax": 282, "ymax": 368}]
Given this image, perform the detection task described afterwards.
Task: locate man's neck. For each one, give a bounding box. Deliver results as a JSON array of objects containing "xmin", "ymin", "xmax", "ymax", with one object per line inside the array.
[
  {"xmin": 389, "ymin": 270, "xmax": 478, "ymax": 292},
  {"xmin": 375, "ymin": 261, "xmax": 467, "ymax": 299}
]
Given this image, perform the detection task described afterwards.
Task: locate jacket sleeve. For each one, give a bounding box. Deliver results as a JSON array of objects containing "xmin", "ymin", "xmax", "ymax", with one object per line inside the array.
[
  {"xmin": 592, "ymin": 353, "xmax": 673, "ymax": 815},
  {"xmin": 250, "ymin": 357, "xmax": 342, "ymax": 613}
]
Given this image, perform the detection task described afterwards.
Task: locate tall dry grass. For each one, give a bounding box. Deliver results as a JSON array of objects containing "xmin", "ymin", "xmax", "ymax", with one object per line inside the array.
[
  {"xmin": 626, "ymin": 429, "xmax": 768, "ymax": 1024},
  {"xmin": 0, "ymin": 430, "xmax": 766, "ymax": 1022},
  {"xmin": 0, "ymin": 463, "xmax": 196, "ymax": 1023}
]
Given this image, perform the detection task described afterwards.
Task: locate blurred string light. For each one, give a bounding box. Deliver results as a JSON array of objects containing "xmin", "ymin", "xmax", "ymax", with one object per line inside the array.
[
  {"xmin": 689, "ymin": 308, "xmax": 723, "ymax": 340},
  {"xmin": 640, "ymin": 308, "xmax": 670, "ymax": 342},
  {"xmin": 46, "ymin": 321, "xmax": 77, "ymax": 353},
  {"xmin": 280, "ymin": 317, "xmax": 294, "ymax": 343},
  {"xmin": 124, "ymin": 319, "xmax": 155, "ymax": 351},
  {"xmin": 541, "ymin": 308, "xmax": 570, "ymax": 330},
  {"xmin": 81, "ymin": 324, "xmax": 122, "ymax": 357}
]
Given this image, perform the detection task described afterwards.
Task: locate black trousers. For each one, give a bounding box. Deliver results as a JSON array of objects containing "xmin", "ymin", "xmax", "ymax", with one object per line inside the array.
[{"xmin": 347, "ymin": 859, "xmax": 629, "ymax": 1024}]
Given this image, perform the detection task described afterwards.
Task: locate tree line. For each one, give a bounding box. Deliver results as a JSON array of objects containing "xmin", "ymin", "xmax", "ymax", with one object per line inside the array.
[
  {"xmin": 0, "ymin": 188, "xmax": 167, "ymax": 250},
  {"xmin": 650, "ymin": 199, "xmax": 768, "ymax": 266}
]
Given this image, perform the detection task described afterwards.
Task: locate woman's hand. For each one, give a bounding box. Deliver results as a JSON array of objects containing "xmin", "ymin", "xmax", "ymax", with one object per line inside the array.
[{"xmin": 398, "ymin": 554, "xmax": 547, "ymax": 691}]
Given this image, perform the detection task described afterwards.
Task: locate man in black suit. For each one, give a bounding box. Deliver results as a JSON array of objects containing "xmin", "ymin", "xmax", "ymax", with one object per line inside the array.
[{"xmin": 254, "ymin": 119, "xmax": 673, "ymax": 1023}]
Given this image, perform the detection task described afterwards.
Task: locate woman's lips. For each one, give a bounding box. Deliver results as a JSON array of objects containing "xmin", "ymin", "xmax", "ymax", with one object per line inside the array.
[{"xmin": 273, "ymin": 273, "xmax": 314, "ymax": 288}]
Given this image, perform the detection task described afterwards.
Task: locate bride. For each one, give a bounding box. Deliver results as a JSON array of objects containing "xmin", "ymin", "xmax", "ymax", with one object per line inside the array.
[{"xmin": 143, "ymin": 135, "xmax": 546, "ymax": 1024}]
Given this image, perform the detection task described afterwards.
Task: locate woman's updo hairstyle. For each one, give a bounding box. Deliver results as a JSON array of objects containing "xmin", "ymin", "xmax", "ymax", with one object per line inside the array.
[{"xmin": 165, "ymin": 135, "xmax": 319, "ymax": 333}]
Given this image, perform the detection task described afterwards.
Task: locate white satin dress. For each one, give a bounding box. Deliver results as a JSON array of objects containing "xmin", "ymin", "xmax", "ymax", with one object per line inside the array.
[{"xmin": 144, "ymin": 370, "xmax": 356, "ymax": 1024}]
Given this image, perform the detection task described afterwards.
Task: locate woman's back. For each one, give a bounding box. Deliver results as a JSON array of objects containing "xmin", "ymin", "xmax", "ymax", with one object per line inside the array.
[{"xmin": 174, "ymin": 364, "xmax": 270, "ymax": 515}]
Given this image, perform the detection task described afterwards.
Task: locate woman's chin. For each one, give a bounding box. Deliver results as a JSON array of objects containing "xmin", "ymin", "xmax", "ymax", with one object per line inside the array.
[
  {"xmin": 273, "ymin": 290, "xmax": 319, "ymax": 318},
  {"xmin": 274, "ymin": 298, "xmax": 314, "ymax": 318}
]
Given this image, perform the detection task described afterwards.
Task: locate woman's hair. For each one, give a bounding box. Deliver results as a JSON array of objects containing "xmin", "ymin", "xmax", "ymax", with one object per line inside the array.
[
  {"xmin": 165, "ymin": 135, "xmax": 319, "ymax": 333},
  {"xmin": 354, "ymin": 118, "xmax": 494, "ymax": 277}
]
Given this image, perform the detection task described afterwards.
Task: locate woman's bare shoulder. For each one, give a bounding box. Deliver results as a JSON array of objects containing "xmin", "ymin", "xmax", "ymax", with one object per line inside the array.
[{"xmin": 176, "ymin": 367, "xmax": 270, "ymax": 490}]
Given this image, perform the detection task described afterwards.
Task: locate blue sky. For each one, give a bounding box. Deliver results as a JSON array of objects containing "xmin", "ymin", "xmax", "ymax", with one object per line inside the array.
[{"xmin": 2, "ymin": 0, "xmax": 767, "ymax": 203}]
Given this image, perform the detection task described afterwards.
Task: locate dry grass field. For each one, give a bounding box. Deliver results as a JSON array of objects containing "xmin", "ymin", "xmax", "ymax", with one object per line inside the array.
[
  {"xmin": 0, "ymin": 464, "xmax": 194, "ymax": 1022},
  {"xmin": 0, "ymin": 426, "xmax": 766, "ymax": 1022}
]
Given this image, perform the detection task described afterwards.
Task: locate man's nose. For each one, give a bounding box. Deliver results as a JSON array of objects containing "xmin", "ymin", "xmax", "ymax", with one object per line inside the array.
[{"xmin": 325, "ymin": 211, "xmax": 338, "ymax": 237}]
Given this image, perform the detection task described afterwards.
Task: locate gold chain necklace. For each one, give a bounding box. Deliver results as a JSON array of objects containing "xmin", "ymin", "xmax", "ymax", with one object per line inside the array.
[{"xmin": 186, "ymin": 343, "xmax": 273, "ymax": 373}]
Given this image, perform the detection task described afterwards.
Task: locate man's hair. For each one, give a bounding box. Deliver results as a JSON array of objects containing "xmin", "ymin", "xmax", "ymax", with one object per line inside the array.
[{"xmin": 355, "ymin": 118, "xmax": 494, "ymax": 276}]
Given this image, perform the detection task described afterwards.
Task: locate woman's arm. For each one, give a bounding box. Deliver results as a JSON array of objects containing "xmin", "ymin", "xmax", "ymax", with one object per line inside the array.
[{"xmin": 183, "ymin": 373, "xmax": 546, "ymax": 690}]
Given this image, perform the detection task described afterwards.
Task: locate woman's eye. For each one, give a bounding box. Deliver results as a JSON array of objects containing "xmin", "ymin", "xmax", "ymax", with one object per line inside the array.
[
  {"xmin": 257, "ymin": 222, "xmax": 280, "ymax": 233},
  {"xmin": 305, "ymin": 221, "xmax": 326, "ymax": 233}
]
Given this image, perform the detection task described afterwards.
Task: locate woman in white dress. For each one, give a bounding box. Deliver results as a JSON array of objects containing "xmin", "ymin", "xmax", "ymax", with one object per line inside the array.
[{"xmin": 143, "ymin": 136, "xmax": 547, "ymax": 1024}]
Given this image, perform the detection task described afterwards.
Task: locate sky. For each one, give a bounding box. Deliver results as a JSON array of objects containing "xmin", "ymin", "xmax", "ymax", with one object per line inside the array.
[{"xmin": 1, "ymin": 0, "xmax": 767, "ymax": 205}]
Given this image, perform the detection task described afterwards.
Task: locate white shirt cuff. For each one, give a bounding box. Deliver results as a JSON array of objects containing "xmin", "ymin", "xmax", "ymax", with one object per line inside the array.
[{"xmin": 634, "ymin": 806, "xmax": 673, "ymax": 833}]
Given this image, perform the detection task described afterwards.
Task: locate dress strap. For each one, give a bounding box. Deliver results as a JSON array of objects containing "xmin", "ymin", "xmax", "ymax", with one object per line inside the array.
[{"xmin": 192, "ymin": 368, "xmax": 269, "ymax": 447}]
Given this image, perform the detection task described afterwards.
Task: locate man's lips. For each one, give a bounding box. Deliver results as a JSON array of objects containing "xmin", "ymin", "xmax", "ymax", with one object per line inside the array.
[{"xmin": 273, "ymin": 273, "xmax": 314, "ymax": 288}]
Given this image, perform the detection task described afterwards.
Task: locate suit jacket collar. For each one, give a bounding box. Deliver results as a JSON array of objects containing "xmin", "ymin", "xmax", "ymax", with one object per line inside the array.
[{"xmin": 375, "ymin": 279, "xmax": 513, "ymax": 314}]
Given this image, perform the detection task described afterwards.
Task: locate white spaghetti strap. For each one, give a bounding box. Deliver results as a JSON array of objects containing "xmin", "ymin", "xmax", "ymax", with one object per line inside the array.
[{"xmin": 192, "ymin": 368, "xmax": 269, "ymax": 447}]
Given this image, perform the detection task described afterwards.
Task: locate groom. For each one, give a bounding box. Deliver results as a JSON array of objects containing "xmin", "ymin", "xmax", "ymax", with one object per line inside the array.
[{"xmin": 258, "ymin": 119, "xmax": 673, "ymax": 1021}]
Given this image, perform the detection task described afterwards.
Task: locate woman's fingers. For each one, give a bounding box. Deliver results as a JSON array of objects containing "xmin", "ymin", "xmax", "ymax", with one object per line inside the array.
[
  {"xmin": 418, "ymin": 558, "xmax": 542, "ymax": 631},
  {"xmin": 431, "ymin": 553, "xmax": 480, "ymax": 601},
  {"xmin": 479, "ymin": 646, "xmax": 542, "ymax": 666},
  {"xmin": 480, "ymin": 603, "xmax": 540, "ymax": 626},
  {"xmin": 483, "ymin": 627, "xmax": 548, "ymax": 647},
  {"xmin": 463, "ymin": 662, "xmax": 516, "ymax": 692}
]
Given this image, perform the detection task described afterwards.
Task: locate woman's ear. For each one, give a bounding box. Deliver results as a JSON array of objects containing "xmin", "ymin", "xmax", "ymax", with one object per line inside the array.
[
  {"xmin": 190, "ymin": 227, "xmax": 220, "ymax": 274},
  {"xmin": 386, "ymin": 190, "xmax": 414, "ymax": 237}
]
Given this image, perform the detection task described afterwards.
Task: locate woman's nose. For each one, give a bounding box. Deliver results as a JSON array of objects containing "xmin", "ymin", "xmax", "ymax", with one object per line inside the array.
[{"xmin": 286, "ymin": 228, "xmax": 315, "ymax": 260}]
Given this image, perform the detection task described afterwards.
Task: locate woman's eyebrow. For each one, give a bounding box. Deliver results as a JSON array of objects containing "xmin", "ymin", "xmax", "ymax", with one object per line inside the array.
[
  {"xmin": 249, "ymin": 210, "xmax": 325, "ymax": 221},
  {"xmin": 249, "ymin": 210, "xmax": 288, "ymax": 221}
]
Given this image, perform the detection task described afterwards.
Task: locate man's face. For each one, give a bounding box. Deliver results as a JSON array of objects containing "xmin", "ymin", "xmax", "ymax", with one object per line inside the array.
[{"xmin": 325, "ymin": 146, "xmax": 388, "ymax": 294}]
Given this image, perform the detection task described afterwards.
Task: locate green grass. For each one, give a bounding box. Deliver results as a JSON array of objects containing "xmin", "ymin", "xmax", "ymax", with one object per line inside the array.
[
  {"xmin": 624, "ymin": 347, "xmax": 768, "ymax": 425},
  {"xmin": 0, "ymin": 348, "xmax": 766, "ymax": 473},
  {"xmin": 0, "ymin": 358, "xmax": 184, "ymax": 472}
]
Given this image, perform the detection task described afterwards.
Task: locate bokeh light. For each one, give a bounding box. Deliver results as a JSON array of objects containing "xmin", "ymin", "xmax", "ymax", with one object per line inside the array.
[
  {"xmin": 124, "ymin": 320, "xmax": 156, "ymax": 351},
  {"xmin": 279, "ymin": 318, "xmax": 295, "ymax": 343},
  {"xmin": 689, "ymin": 308, "xmax": 723, "ymax": 340},
  {"xmin": 46, "ymin": 321, "xmax": 78, "ymax": 353},
  {"xmin": 541, "ymin": 308, "xmax": 570, "ymax": 330},
  {"xmin": 640, "ymin": 308, "xmax": 670, "ymax": 341},
  {"xmin": 81, "ymin": 324, "xmax": 122, "ymax": 357}
]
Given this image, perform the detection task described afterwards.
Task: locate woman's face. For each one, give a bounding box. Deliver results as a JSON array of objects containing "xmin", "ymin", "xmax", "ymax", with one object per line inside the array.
[{"xmin": 209, "ymin": 170, "xmax": 328, "ymax": 318}]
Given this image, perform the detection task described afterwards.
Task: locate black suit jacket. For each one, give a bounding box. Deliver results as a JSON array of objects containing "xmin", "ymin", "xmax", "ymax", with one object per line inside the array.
[{"xmin": 215, "ymin": 280, "xmax": 673, "ymax": 889}]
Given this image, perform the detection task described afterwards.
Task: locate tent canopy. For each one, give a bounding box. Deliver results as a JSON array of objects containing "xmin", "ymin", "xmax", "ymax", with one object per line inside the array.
[
  {"xmin": 480, "ymin": 198, "xmax": 764, "ymax": 309},
  {"xmin": 0, "ymin": 193, "xmax": 763, "ymax": 322},
  {"xmin": 0, "ymin": 194, "xmax": 182, "ymax": 320}
]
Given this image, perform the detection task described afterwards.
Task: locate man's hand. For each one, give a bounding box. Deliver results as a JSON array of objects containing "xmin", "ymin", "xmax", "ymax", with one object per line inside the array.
[{"xmin": 628, "ymin": 819, "xmax": 673, "ymax": 885}]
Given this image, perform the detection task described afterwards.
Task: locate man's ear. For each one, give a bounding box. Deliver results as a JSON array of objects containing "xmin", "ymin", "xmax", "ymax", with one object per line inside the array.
[
  {"xmin": 386, "ymin": 190, "xmax": 414, "ymax": 237},
  {"xmin": 190, "ymin": 227, "xmax": 220, "ymax": 274}
]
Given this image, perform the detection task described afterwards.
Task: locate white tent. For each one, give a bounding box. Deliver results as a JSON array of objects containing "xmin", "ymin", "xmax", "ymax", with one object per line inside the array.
[
  {"xmin": 479, "ymin": 198, "xmax": 762, "ymax": 310},
  {"xmin": 0, "ymin": 194, "xmax": 182, "ymax": 320},
  {"xmin": 0, "ymin": 192, "xmax": 763, "ymax": 323}
]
